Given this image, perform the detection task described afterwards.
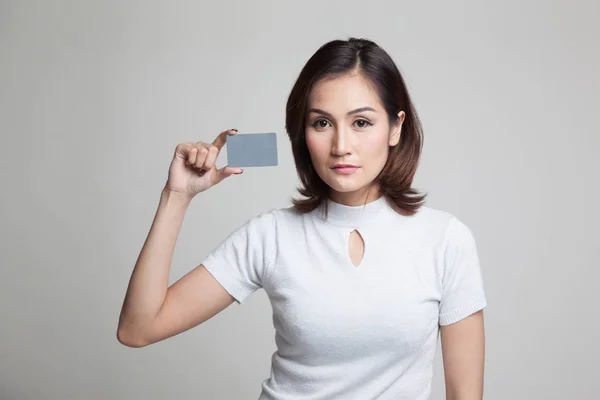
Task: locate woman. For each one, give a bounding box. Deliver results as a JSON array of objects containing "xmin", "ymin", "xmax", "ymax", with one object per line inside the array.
[{"xmin": 117, "ymin": 38, "xmax": 487, "ymax": 399}]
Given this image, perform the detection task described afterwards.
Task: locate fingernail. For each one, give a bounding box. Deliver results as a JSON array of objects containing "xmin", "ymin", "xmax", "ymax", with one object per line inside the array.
[{"xmin": 231, "ymin": 128, "xmax": 238, "ymax": 132}]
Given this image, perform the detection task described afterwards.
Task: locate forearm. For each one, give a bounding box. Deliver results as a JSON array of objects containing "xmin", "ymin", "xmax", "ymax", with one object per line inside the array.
[
  {"xmin": 446, "ymin": 391, "xmax": 483, "ymax": 400},
  {"xmin": 118, "ymin": 187, "xmax": 191, "ymax": 340}
]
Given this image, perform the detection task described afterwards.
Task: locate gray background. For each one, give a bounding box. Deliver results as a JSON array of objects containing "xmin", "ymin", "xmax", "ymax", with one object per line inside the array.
[{"xmin": 1, "ymin": 1, "xmax": 598, "ymax": 399}]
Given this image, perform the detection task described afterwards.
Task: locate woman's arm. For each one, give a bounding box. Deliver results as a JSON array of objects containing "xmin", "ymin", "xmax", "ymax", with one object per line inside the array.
[
  {"xmin": 440, "ymin": 310, "xmax": 485, "ymax": 400},
  {"xmin": 117, "ymin": 131, "xmax": 242, "ymax": 347},
  {"xmin": 117, "ymin": 188, "xmax": 235, "ymax": 347}
]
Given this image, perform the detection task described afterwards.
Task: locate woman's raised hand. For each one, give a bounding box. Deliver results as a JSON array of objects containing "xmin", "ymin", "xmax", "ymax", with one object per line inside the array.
[{"xmin": 165, "ymin": 128, "xmax": 242, "ymax": 199}]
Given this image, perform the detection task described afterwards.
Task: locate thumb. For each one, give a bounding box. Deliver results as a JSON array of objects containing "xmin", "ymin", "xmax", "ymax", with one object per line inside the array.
[{"xmin": 214, "ymin": 166, "xmax": 243, "ymax": 184}]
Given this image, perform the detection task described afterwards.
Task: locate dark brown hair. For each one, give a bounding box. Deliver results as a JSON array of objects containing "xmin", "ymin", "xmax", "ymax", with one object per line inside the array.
[{"xmin": 285, "ymin": 37, "xmax": 426, "ymax": 216}]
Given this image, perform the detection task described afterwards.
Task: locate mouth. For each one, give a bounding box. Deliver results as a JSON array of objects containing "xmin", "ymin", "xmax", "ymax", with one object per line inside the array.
[{"xmin": 331, "ymin": 164, "xmax": 360, "ymax": 174}]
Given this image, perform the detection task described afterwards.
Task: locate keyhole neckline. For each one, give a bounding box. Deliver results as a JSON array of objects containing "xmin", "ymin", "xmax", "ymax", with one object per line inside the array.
[{"xmin": 348, "ymin": 229, "xmax": 366, "ymax": 268}]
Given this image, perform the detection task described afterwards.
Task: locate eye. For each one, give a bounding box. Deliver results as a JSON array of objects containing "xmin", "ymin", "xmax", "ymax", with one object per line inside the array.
[
  {"xmin": 311, "ymin": 118, "xmax": 331, "ymax": 129},
  {"xmin": 353, "ymin": 119, "xmax": 373, "ymax": 128}
]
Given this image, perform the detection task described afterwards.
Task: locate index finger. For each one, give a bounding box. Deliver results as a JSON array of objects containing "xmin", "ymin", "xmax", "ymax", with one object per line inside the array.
[{"xmin": 212, "ymin": 128, "xmax": 238, "ymax": 149}]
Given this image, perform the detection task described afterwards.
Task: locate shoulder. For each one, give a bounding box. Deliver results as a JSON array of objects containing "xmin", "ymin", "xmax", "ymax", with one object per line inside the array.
[
  {"xmin": 408, "ymin": 205, "xmax": 475, "ymax": 248},
  {"xmin": 246, "ymin": 205, "xmax": 296, "ymax": 221},
  {"xmin": 253, "ymin": 204, "xmax": 308, "ymax": 224},
  {"xmin": 243, "ymin": 205, "xmax": 303, "ymax": 232},
  {"xmin": 406, "ymin": 205, "xmax": 454, "ymax": 234}
]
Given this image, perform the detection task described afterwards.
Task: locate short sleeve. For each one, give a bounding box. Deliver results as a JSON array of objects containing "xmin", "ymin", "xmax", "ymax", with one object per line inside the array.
[
  {"xmin": 438, "ymin": 216, "xmax": 487, "ymax": 326},
  {"xmin": 201, "ymin": 211, "xmax": 276, "ymax": 304}
]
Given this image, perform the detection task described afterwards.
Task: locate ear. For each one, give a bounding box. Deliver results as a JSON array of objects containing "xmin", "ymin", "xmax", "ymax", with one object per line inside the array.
[{"xmin": 388, "ymin": 111, "xmax": 405, "ymax": 147}]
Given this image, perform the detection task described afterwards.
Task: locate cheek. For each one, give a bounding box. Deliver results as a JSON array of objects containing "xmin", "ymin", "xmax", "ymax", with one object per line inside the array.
[
  {"xmin": 360, "ymin": 133, "xmax": 390, "ymax": 161},
  {"xmin": 305, "ymin": 134, "xmax": 329, "ymax": 162}
]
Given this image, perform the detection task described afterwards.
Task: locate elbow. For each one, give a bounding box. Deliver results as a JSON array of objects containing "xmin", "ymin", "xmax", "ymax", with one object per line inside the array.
[{"xmin": 116, "ymin": 324, "xmax": 151, "ymax": 348}]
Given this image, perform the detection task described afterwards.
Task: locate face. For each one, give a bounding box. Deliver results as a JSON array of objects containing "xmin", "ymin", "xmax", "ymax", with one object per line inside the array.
[{"xmin": 305, "ymin": 72, "xmax": 405, "ymax": 206}]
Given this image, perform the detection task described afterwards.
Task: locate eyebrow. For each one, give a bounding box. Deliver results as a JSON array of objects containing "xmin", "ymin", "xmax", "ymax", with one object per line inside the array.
[{"xmin": 307, "ymin": 107, "xmax": 377, "ymax": 117}]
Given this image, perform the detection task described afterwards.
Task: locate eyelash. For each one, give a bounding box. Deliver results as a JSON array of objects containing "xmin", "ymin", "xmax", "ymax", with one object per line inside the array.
[{"xmin": 311, "ymin": 118, "xmax": 373, "ymax": 129}]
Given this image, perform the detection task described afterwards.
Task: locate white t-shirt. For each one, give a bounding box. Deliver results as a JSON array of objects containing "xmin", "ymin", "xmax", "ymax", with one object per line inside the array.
[{"xmin": 202, "ymin": 195, "xmax": 487, "ymax": 400}]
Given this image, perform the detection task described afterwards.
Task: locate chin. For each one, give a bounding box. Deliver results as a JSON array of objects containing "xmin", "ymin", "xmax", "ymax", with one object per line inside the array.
[{"xmin": 324, "ymin": 177, "xmax": 372, "ymax": 194}]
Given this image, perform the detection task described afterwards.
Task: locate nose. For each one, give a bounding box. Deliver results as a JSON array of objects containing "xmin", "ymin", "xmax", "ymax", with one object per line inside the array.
[{"xmin": 331, "ymin": 127, "xmax": 351, "ymax": 156}]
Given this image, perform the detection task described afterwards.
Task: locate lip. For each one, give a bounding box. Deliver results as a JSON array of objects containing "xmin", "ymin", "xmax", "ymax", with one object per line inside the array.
[{"xmin": 331, "ymin": 164, "xmax": 360, "ymax": 174}]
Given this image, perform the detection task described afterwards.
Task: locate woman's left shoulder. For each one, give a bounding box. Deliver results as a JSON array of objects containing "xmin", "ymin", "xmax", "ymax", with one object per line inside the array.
[
  {"xmin": 409, "ymin": 205, "xmax": 455, "ymax": 228},
  {"xmin": 408, "ymin": 205, "xmax": 475, "ymax": 242}
]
